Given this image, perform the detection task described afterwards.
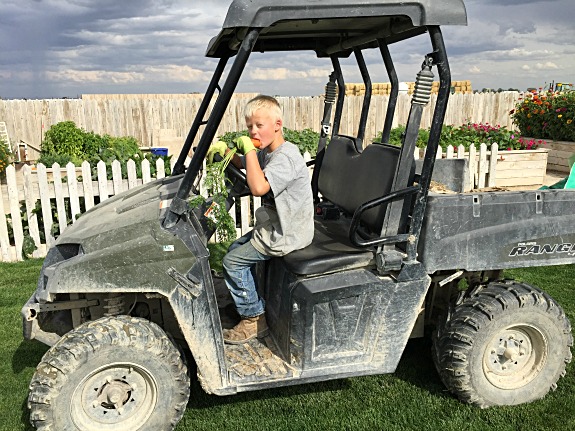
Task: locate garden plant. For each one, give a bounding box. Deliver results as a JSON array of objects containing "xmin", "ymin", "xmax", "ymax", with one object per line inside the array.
[
  {"xmin": 379, "ymin": 122, "xmax": 545, "ymax": 151},
  {"xmin": 511, "ymin": 89, "xmax": 575, "ymax": 142},
  {"xmin": 39, "ymin": 121, "xmax": 171, "ymax": 179}
]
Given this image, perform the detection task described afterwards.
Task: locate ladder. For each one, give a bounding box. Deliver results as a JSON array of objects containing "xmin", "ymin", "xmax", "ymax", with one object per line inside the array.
[{"xmin": 0, "ymin": 122, "xmax": 11, "ymax": 154}]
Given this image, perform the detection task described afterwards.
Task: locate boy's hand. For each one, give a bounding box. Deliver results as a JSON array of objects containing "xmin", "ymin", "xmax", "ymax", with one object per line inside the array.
[
  {"xmin": 206, "ymin": 140, "xmax": 228, "ymax": 163},
  {"xmin": 233, "ymin": 136, "xmax": 257, "ymax": 155}
]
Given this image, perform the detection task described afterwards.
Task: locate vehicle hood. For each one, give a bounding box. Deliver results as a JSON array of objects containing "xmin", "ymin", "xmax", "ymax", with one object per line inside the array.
[{"xmin": 55, "ymin": 176, "xmax": 183, "ymax": 253}]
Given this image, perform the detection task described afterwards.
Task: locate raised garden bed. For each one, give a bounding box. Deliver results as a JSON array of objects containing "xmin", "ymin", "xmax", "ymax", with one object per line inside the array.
[
  {"xmin": 493, "ymin": 148, "xmax": 549, "ymax": 187},
  {"xmin": 547, "ymin": 140, "xmax": 575, "ymax": 173}
]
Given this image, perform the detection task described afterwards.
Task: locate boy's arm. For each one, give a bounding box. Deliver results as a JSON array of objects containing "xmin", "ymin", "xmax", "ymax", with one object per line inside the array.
[{"xmin": 244, "ymin": 151, "xmax": 271, "ymax": 196}]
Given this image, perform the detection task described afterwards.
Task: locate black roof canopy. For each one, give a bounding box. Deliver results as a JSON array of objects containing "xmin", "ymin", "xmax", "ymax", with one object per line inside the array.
[{"xmin": 207, "ymin": 0, "xmax": 467, "ymax": 57}]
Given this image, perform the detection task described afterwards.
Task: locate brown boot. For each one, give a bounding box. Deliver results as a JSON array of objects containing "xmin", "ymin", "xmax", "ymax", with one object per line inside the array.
[{"xmin": 223, "ymin": 314, "xmax": 269, "ymax": 344}]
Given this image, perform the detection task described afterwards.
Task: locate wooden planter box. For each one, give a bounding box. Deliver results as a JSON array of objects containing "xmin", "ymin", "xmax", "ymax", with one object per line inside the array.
[
  {"xmin": 546, "ymin": 140, "xmax": 575, "ymax": 173},
  {"xmin": 493, "ymin": 148, "xmax": 549, "ymax": 187},
  {"xmin": 418, "ymin": 144, "xmax": 549, "ymax": 189}
]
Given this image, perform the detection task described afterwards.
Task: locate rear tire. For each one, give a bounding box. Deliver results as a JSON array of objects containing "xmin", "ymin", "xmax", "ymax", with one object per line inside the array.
[
  {"xmin": 28, "ymin": 316, "xmax": 190, "ymax": 430},
  {"xmin": 433, "ymin": 281, "xmax": 572, "ymax": 407}
]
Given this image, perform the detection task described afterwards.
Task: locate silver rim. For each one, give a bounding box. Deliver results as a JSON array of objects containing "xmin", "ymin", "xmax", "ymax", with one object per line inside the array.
[
  {"xmin": 483, "ymin": 324, "xmax": 548, "ymax": 390},
  {"xmin": 71, "ymin": 362, "xmax": 157, "ymax": 431}
]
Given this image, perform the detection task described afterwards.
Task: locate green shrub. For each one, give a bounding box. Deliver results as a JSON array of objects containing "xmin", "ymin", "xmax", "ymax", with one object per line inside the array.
[
  {"xmin": 382, "ymin": 125, "xmax": 429, "ymax": 148},
  {"xmin": 41, "ymin": 121, "xmax": 87, "ymax": 162},
  {"xmin": 39, "ymin": 121, "xmax": 170, "ymax": 179},
  {"xmin": 511, "ymin": 90, "xmax": 575, "ymax": 141},
  {"xmin": 282, "ymin": 128, "xmax": 320, "ymax": 156}
]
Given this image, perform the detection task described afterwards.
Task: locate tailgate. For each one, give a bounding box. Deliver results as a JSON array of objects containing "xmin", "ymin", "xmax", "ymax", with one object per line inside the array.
[{"xmin": 419, "ymin": 189, "xmax": 575, "ymax": 272}]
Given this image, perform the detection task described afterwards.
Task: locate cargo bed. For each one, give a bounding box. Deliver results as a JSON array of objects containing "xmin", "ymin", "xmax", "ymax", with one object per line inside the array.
[{"xmin": 419, "ymin": 189, "xmax": 575, "ymax": 272}]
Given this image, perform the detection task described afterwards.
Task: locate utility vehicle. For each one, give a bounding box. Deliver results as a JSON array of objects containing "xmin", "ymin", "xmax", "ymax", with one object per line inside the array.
[{"xmin": 22, "ymin": 1, "xmax": 573, "ymax": 430}]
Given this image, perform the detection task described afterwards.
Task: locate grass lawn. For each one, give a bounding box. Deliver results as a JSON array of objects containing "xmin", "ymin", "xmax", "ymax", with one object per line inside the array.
[{"xmin": 2, "ymin": 259, "xmax": 575, "ymax": 431}]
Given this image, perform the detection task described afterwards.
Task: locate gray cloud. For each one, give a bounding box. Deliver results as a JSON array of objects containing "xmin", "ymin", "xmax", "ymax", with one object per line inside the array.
[{"xmin": 1, "ymin": 0, "xmax": 574, "ymax": 99}]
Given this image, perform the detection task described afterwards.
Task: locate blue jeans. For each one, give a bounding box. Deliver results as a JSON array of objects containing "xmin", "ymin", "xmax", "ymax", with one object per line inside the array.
[{"xmin": 222, "ymin": 232, "xmax": 271, "ymax": 318}]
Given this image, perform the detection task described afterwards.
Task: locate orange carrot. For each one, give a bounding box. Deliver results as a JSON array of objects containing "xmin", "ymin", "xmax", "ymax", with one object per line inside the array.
[{"xmin": 251, "ymin": 138, "xmax": 261, "ymax": 148}]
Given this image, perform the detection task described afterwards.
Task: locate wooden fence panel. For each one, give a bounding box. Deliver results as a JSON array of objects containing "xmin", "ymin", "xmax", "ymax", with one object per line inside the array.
[
  {"xmin": 82, "ymin": 161, "xmax": 95, "ymax": 211},
  {"xmin": 127, "ymin": 160, "xmax": 138, "ymax": 190},
  {"xmin": 6, "ymin": 165, "xmax": 24, "ymax": 261},
  {"xmin": 52, "ymin": 164, "xmax": 67, "ymax": 235},
  {"xmin": 97, "ymin": 161, "xmax": 109, "ymax": 201},
  {"xmin": 468, "ymin": 145, "xmax": 477, "ymax": 189},
  {"xmin": 23, "ymin": 165, "xmax": 41, "ymax": 258},
  {"xmin": 157, "ymin": 159, "xmax": 165, "ymax": 179},
  {"xmin": 478, "ymin": 143, "xmax": 488, "ymax": 189},
  {"xmin": 0, "ymin": 93, "xmax": 522, "ymax": 155},
  {"xmin": 67, "ymin": 162, "xmax": 81, "ymax": 223},
  {"xmin": 112, "ymin": 160, "xmax": 123, "ymax": 195},
  {"xmin": 37, "ymin": 164, "xmax": 55, "ymax": 248},
  {"xmin": 488, "ymin": 143, "xmax": 498, "ymax": 187},
  {"xmin": 0, "ymin": 184, "xmax": 11, "ymax": 261},
  {"xmin": 142, "ymin": 159, "xmax": 152, "ymax": 184}
]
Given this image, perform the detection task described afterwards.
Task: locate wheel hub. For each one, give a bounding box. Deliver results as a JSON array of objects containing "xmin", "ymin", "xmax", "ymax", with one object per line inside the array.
[
  {"xmin": 96, "ymin": 379, "xmax": 133, "ymax": 412},
  {"xmin": 483, "ymin": 325, "xmax": 547, "ymax": 390},
  {"xmin": 72, "ymin": 363, "xmax": 157, "ymax": 430}
]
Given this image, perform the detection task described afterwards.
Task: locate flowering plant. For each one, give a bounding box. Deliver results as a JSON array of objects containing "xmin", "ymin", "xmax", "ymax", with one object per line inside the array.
[
  {"xmin": 381, "ymin": 122, "xmax": 544, "ymax": 151},
  {"xmin": 440, "ymin": 122, "xmax": 544, "ymax": 150},
  {"xmin": 511, "ymin": 90, "xmax": 575, "ymax": 142}
]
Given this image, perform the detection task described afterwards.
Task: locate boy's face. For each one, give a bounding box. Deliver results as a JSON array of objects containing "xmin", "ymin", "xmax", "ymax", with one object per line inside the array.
[{"xmin": 245, "ymin": 108, "xmax": 282, "ymax": 150}]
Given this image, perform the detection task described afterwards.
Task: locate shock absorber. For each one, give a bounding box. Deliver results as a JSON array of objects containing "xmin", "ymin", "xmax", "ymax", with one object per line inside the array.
[
  {"xmin": 103, "ymin": 293, "xmax": 125, "ymax": 316},
  {"xmin": 311, "ymin": 72, "xmax": 338, "ymax": 203},
  {"xmin": 412, "ymin": 56, "xmax": 434, "ymax": 106},
  {"xmin": 323, "ymin": 73, "xmax": 338, "ymax": 127}
]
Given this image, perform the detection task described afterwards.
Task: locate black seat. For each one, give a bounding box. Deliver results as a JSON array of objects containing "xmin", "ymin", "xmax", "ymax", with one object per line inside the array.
[
  {"xmin": 282, "ymin": 218, "xmax": 375, "ymax": 275},
  {"xmin": 283, "ymin": 135, "xmax": 403, "ymax": 276}
]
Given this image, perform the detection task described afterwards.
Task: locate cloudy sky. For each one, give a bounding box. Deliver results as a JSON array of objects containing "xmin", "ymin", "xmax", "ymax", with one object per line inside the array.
[{"xmin": 1, "ymin": 0, "xmax": 574, "ymax": 100}]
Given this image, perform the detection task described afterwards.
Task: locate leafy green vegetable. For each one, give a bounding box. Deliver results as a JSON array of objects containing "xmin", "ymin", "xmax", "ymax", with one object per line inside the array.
[{"xmin": 190, "ymin": 149, "xmax": 237, "ymax": 242}]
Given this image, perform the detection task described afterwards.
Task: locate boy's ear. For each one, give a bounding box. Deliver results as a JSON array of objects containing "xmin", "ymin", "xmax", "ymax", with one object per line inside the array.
[{"xmin": 275, "ymin": 118, "xmax": 283, "ymax": 132}]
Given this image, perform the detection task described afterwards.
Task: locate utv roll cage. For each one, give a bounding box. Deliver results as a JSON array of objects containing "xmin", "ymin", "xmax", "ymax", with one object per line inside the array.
[{"xmin": 165, "ymin": 0, "xmax": 467, "ymax": 275}]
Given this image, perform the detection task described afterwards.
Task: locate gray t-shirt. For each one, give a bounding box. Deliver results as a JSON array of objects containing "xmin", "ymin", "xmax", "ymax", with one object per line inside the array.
[{"xmin": 242, "ymin": 142, "xmax": 314, "ymax": 256}]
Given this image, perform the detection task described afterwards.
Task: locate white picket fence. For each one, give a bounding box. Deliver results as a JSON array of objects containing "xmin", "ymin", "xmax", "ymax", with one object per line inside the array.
[
  {"xmin": 420, "ymin": 142, "xmax": 500, "ymax": 190},
  {"xmin": 0, "ymin": 143, "xmax": 518, "ymax": 262}
]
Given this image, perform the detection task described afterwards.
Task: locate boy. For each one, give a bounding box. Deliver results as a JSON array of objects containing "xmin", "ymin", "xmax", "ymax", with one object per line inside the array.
[{"xmin": 207, "ymin": 95, "xmax": 314, "ymax": 344}]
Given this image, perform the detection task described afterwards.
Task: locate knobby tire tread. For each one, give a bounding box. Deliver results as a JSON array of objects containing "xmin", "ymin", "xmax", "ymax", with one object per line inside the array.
[
  {"xmin": 433, "ymin": 280, "xmax": 572, "ymax": 407},
  {"xmin": 28, "ymin": 315, "xmax": 190, "ymax": 431}
]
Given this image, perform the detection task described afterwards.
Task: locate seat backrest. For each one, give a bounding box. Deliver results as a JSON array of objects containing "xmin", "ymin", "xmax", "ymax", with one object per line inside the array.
[{"xmin": 318, "ymin": 135, "xmax": 401, "ymax": 233}]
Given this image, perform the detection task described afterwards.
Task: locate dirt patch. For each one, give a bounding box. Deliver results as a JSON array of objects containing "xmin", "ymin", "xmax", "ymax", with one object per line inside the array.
[{"xmin": 430, "ymin": 180, "xmax": 456, "ymax": 194}]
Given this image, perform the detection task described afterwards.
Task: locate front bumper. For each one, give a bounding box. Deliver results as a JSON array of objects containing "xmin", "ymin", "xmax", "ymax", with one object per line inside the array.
[{"xmin": 21, "ymin": 294, "xmax": 61, "ymax": 346}]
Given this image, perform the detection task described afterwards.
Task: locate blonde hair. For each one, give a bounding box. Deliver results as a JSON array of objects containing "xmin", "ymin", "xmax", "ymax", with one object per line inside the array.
[{"xmin": 244, "ymin": 95, "xmax": 283, "ymax": 123}]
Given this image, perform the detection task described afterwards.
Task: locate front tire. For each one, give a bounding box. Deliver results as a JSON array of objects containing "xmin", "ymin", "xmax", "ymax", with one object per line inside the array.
[
  {"xmin": 28, "ymin": 316, "xmax": 190, "ymax": 430},
  {"xmin": 433, "ymin": 281, "xmax": 572, "ymax": 407}
]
